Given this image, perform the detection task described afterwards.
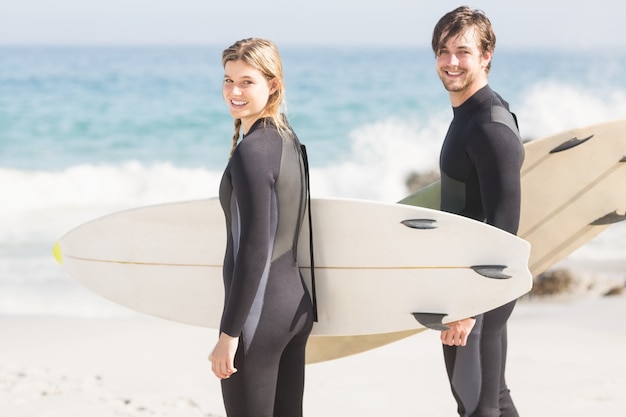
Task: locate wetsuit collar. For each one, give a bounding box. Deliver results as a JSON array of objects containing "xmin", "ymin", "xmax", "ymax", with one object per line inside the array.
[
  {"xmin": 452, "ymin": 84, "xmax": 493, "ymax": 117},
  {"xmin": 242, "ymin": 117, "xmax": 276, "ymax": 139}
]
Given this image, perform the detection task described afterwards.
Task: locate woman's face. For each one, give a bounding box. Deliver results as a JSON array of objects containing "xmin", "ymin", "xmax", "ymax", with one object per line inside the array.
[{"xmin": 223, "ymin": 59, "xmax": 277, "ymax": 133}]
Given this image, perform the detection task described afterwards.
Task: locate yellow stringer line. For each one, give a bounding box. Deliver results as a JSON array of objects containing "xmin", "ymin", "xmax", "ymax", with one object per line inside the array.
[{"xmin": 63, "ymin": 254, "xmax": 469, "ymax": 270}]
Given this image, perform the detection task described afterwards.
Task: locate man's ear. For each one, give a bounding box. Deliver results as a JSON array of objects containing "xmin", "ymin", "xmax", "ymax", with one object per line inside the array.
[{"xmin": 482, "ymin": 50, "xmax": 493, "ymax": 69}]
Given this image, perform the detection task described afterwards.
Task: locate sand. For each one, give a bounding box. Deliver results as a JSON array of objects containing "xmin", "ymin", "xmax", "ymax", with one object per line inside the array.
[{"xmin": 1, "ymin": 265, "xmax": 625, "ymax": 416}]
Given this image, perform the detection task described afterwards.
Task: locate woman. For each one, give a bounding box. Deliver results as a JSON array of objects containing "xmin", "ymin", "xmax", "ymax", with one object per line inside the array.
[{"xmin": 210, "ymin": 38, "xmax": 315, "ymax": 417}]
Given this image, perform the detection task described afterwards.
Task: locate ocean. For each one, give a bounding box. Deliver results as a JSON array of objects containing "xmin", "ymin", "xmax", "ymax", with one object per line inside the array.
[{"xmin": 1, "ymin": 45, "xmax": 625, "ymax": 317}]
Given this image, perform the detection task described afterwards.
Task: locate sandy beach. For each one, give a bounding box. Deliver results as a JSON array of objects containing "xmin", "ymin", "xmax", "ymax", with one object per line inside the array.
[{"xmin": 1, "ymin": 262, "xmax": 625, "ymax": 417}]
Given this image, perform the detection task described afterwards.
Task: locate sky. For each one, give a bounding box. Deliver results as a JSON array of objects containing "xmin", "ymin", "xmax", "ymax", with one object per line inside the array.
[{"xmin": 0, "ymin": 0, "xmax": 624, "ymax": 51}]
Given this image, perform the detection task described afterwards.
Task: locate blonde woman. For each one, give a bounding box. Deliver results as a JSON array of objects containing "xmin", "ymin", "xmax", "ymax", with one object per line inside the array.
[{"xmin": 210, "ymin": 38, "xmax": 314, "ymax": 417}]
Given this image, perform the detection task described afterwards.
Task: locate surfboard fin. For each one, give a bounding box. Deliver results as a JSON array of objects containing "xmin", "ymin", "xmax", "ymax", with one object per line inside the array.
[
  {"xmin": 401, "ymin": 219, "xmax": 437, "ymax": 229},
  {"xmin": 411, "ymin": 313, "xmax": 450, "ymax": 331},
  {"xmin": 591, "ymin": 210, "xmax": 626, "ymax": 225},
  {"xmin": 471, "ymin": 265, "xmax": 511, "ymax": 279},
  {"xmin": 549, "ymin": 134, "xmax": 593, "ymax": 153}
]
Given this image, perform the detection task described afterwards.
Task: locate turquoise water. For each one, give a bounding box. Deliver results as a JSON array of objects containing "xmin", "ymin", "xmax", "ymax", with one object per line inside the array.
[
  {"xmin": 4, "ymin": 46, "xmax": 623, "ymax": 170},
  {"xmin": 1, "ymin": 46, "xmax": 625, "ymax": 316}
]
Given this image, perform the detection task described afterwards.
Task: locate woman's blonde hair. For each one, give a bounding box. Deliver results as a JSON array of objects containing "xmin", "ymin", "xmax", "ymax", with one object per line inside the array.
[{"xmin": 222, "ymin": 38, "xmax": 290, "ymax": 157}]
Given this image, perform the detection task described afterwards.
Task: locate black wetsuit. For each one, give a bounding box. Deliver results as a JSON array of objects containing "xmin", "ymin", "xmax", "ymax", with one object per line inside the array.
[
  {"xmin": 439, "ymin": 85, "xmax": 524, "ymax": 417},
  {"xmin": 218, "ymin": 118, "xmax": 314, "ymax": 417}
]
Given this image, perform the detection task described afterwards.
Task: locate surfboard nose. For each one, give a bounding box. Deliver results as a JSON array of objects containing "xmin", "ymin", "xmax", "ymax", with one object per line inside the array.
[{"xmin": 52, "ymin": 242, "xmax": 63, "ymax": 265}]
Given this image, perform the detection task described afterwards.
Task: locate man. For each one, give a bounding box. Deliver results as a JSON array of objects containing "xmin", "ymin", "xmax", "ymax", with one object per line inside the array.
[{"xmin": 432, "ymin": 7, "xmax": 524, "ymax": 417}]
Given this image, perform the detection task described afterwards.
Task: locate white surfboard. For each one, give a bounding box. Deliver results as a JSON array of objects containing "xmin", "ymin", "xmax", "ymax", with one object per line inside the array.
[
  {"xmin": 307, "ymin": 118, "xmax": 626, "ymax": 363},
  {"xmin": 53, "ymin": 198, "xmax": 532, "ymax": 337},
  {"xmin": 400, "ymin": 118, "xmax": 626, "ymax": 276}
]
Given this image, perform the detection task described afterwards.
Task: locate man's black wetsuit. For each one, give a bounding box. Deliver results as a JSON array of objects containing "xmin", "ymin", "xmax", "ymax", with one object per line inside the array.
[
  {"xmin": 439, "ymin": 85, "xmax": 524, "ymax": 417},
  {"xmin": 218, "ymin": 118, "xmax": 314, "ymax": 417}
]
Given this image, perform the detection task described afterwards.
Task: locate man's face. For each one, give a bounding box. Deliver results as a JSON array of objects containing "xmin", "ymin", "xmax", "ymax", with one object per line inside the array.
[{"xmin": 435, "ymin": 28, "xmax": 492, "ymax": 104}]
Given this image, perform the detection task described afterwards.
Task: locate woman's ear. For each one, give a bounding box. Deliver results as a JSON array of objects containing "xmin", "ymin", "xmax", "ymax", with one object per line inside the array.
[{"xmin": 269, "ymin": 78, "xmax": 279, "ymax": 95}]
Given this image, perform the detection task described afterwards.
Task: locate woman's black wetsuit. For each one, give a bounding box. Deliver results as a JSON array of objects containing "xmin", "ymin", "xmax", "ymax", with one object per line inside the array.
[
  {"xmin": 218, "ymin": 118, "xmax": 314, "ymax": 417},
  {"xmin": 439, "ymin": 85, "xmax": 524, "ymax": 417}
]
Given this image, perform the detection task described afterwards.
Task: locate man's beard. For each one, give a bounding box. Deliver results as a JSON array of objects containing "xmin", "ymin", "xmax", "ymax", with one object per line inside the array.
[{"xmin": 440, "ymin": 72, "xmax": 472, "ymax": 93}]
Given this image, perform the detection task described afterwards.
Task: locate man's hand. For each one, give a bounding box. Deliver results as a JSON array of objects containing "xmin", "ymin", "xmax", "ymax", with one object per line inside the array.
[{"xmin": 440, "ymin": 317, "xmax": 476, "ymax": 346}]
